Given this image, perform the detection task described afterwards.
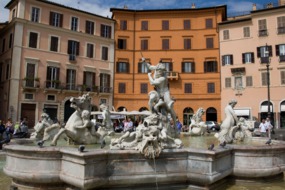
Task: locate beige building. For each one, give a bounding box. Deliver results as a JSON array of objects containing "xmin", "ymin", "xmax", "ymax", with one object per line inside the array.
[
  {"xmin": 219, "ymin": 2, "xmax": 285, "ymax": 127},
  {"xmin": 0, "ymin": 0, "xmax": 115, "ymax": 127}
]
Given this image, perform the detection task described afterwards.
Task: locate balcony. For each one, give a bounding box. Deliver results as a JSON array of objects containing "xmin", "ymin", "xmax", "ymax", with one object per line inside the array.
[
  {"xmin": 260, "ymin": 57, "xmax": 270, "ymax": 64},
  {"xmin": 22, "ymin": 78, "xmax": 40, "ymax": 91},
  {"xmin": 258, "ymin": 29, "xmax": 268, "ymax": 37},
  {"xmin": 166, "ymin": 72, "xmax": 179, "ymax": 80},
  {"xmin": 44, "ymin": 80, "xmax": 61, "ymax": 93},
  {"xmin": 99, "ymin": 86, "xmax": 112, "ymax": 94}
]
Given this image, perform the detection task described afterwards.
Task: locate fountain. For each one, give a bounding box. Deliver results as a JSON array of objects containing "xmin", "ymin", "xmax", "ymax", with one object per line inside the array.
[{"xmin": 3, "ymin": 59, "xmax": 285, "ymax": 190}]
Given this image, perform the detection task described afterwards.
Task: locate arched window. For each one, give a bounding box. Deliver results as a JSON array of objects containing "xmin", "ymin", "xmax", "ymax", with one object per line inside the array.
[
  {"xmin": 183, "ymin": 107, "xmax": 194, "ymax": 126},
  {"xmin": 206, "ymin": 107, "xmax": 217, "ymax": 122},
  {"xmin": 117, "ymin": 106, "xmax": 127, "ymax": 112},
  {"xmin": 139, "ymin": 107, "xmax": 148, "ymax": 111}
]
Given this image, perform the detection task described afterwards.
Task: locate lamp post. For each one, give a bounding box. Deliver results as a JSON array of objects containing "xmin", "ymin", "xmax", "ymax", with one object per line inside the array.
[
  {"xmin": 265, "ymin": 44, "xmax": 271, "ymax": 120},
  {"xmin": 265, "ymin": 44, "xmax": 271, "ymax": 138}
]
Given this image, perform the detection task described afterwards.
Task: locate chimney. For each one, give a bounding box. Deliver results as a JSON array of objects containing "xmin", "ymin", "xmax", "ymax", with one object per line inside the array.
[
  {"xmin": 191, "ymin": 3, "xmax": 196, "ymax": 8},
  {"xmin": 279, "ymin": 0, "xmax": 285, "ymax": 5},
  {"xmin": 123, "ymin": 5, "xmax": 128, "ymax": 9},
  {"xmin": 252, "ymin": 3, "xmax": 257, "ymax": 10}
]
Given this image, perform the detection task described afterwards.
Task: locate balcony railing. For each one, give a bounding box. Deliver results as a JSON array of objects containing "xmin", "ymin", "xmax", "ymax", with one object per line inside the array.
[
  {"xmin": 258, "ymin": 29, "xmax": 268, "ymax": 37},
  {"xmin": 99, "ymin": 86, "xmax": 112, "ymax": 93},
  {"xmin": 166, "ymin": 71, "xmax": 179, "ymax": 80},
  {"xmin": 260, "ymin": 57, "xmax": 270, "ymax": 64},
  {"xmin": 22, "ymin": 78, "xmax": 40, "ymax": 89},
  {"xmin": 45, "ymin": 80, "xmax": 61, "ymax": 89}
]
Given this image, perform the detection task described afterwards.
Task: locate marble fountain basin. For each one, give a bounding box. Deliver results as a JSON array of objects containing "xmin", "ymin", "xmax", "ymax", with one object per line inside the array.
[{"xmin": 3, "ymin": 137, "xmax": 285, "ymax": 190}]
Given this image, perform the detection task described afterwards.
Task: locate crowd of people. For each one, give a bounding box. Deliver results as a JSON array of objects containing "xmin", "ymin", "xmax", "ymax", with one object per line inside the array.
[
  {"xmin": 112, "ymin": 116, "xmax": 183, "ymax": 135},
  {"xmin": 0, "ymin": 118, "xmax": 29, "ymax": 149}
]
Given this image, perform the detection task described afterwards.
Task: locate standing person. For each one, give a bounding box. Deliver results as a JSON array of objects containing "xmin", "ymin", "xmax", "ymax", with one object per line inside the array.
[
  {"xmin": 176, "ymin": 117, "xmax": 182, "ymax": 134},
  {"xmin": 265, "ymin": 117, "xmax": 273, "ymax": 137},
  {"xmin": 259, "ymin": 119, "xmax": 267, "ymax": 137}
]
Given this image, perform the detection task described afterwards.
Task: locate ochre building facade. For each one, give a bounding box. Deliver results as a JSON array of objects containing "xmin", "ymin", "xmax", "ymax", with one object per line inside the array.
[{"xmin": 111, "ymin": 6, "xmax": 226, "ymax": 126}]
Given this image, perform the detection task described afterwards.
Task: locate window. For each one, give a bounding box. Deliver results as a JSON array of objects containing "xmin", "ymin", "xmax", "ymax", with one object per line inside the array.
[
  {"xmin": 25, "ymin": 63, "xmax": 36, "ymax": 87},
  {"xmin": 277, "ymin": 16, "xmax": 285, "ymax": 34},
  {"xmin": 47, "ymin": 95, "xmax": 55, "ymax": 101},
  {"xmin": 9, "ymin": 33, "xmax": 13, "ymax": 49},
  {"xmin": 12, "ymin": 9, "xmax": 16, "ymax": 19},
  {"xmin": 31, "ymin": 7, "xmax": 40, "ymax": 22},
  {"xmin": 261, "ymin": 72, "xmax": 268, "ymax": 86},
  {"xmin": 138, "ymin": 62, "xmax": 149, "ymax": 73},
  {"xmin": 140, "ymin": 83, "xmax": 148, "ymax": 94},
  {"xmin": 100, "ymin": 73, "xmax": 111, "ymax": 93},
  {"xmin": 184, "ymin": 20, "xmax": 191, "ymax": 30},
  {"xmin": 86, "ymin": 43, "xmax": 94, "ymax": 58},
  {"xmin": 100, "ymin": 24, "xmax": 111, "ymax": 38},
  {"xmin": 118, "ymin": 83, "xmax": 126, "ymax": 93},
  {"xmin": 222, "ymin": 55, "xmax": 233, "ymax": 66},
  {"xmin": 116, "ymin": 62, "xmax": 129, "ymax": 73},
  {"xmin": 162, "ymin": 39, "xmax": 169, "ymax": 50},
  {"xmin": 235, "ymin": 76, "xmax": 243, "ymax": 89},
  {"xmin": 242, "ymin": 52, "xmax": 254, "ymax": 64},
  {"xmin": 25, "ymin": 93, "xmax": 34, "ymax": 100},
  {"xmin": 100, "ymin": 98, "xmax": 107, "ymax": 104},
  {"xmin": 67, "ymin": 40, "xmax": 79, "ymax": 56},
  {"xmin": 66, "ymin": 69, "xmax": 76, "ymax": 90},
  {"xmin": 6, "ymin": 64, "xmax": 10, "ymax": 80},
  {"xmin": 102, "ymin": 46, "xmax": 108, "ymax": 60},
  {"xmin": 46, "ymin": 66, "xmax": 60, "ymax": 88},
  {"xmin": 50, "ymin": 36, "xmax": 59, "ymax": 52},
  {"xmin": 281, "ymin": 71, "xmax": 285, "ymax": 85},
  {"xmin": 276, "ymin": 44, "xmax": 285, "ymax": 62},
  {"xmin": 206, "ymin": 38, "xmax": 214, "ymax": 49},
  {"xmin": 120, "ymin": 20, "xmax": 127, "ymax": 30},
  {"xmin": 29, "ymin": 32, "xmax": 38, "ymax": 48},
  {"xmin": 246, "ymin": 76, "xmax": 253, "ymax": 87},
  {"xmin": 2, "ymin": 38, "xmax": 5, "ymax": 53},
  {"xmin": 86, "ymin": 20, "xmax": 94, "ymax": 34},
  {"xmin": 223, "ymin": 30, "xmax": 229, "ymax": 40},
  {"xmin": 258, "ymin": 19, "xmax": 267, "ymax": 36},
  {"xmin": 243, "ymin": 27, "xmax": 250, "ymax": 37},
  {"xmin": 49, "ymin": 12, "xmax": 63, "ymax": 27},
  {"xmin": 184, "ymin": 39, "xmax": 191, "ymax": 49},
  {"xmin": 205, "ymin": 18, "xmax": 213, "ymax": 28},
  {"xmin": 71, "ymin": 17, "xmax": 78, "ymax": 31},
  {"xmin": 257, "ymin": 45, "xmax": 272, "ymax": 64},
  {"xmin": 141, "ymin": 21, "xmax": 148, "ymax": 30},
  {"xmin": 83, "ymin": 71, "xmax": 95, "ymax": 90},
  {"xmin": 207, "ymin": 83, "xmax": 215, "ymax": 93},
  {"xmin": 162, "ymin": 20, "xmax": 169, "ymax": 30},
  {"xmin": 182, "ymin": 62, "xmax": 195, "ymax": 73},
  {"xmin": 141, "ymin": 39, "xmax": 148, "ymax": 50},
  {"xmin": 204, "ymin": 61, "xmax": 217, "ymax": 73},
  {"xmin": 225, "ymin": 78, "xmax": 231, "ymax": 88},
  {"xmin": 184, "ymin": 83, "xmax": 192, "ymax": 93},
  {"xmin": 161, "ymin": 62, "xmax": 173, "ymax": 72},
  {"xmin": 118, "ymin": 39, "xmax": 127, "ymax": 49}
]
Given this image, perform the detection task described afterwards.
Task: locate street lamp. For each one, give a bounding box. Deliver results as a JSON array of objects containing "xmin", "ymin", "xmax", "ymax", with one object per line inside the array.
[{"xmin": 265, "ymin": 43, "xmax": 271, "ymax": 120}]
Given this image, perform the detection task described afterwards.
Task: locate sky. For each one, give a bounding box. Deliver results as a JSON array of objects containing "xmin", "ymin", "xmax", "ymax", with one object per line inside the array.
[{"xmin": 0, "ymin": 0, "xmax": 278, "ymax": 22}]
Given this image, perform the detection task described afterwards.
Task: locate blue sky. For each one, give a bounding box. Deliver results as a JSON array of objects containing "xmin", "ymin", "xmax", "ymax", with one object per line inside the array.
[{"xmin": 0, "ymin": 0, "xmax": 278, "ymax": 22}]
